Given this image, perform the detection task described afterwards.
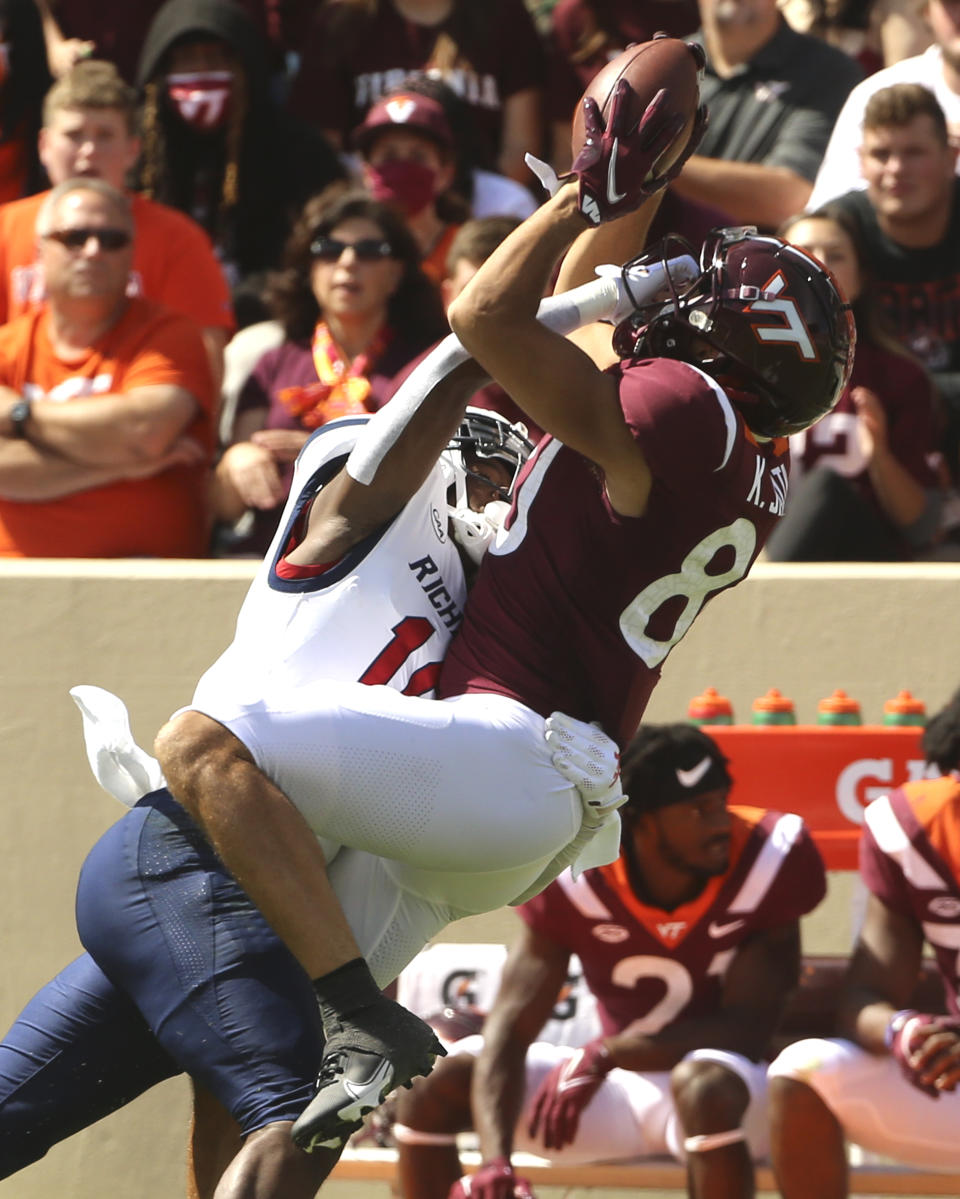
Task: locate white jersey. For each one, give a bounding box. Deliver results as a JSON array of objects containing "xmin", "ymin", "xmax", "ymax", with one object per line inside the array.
[
  {"xmin": 192, "ymin": 416, "xmax": 467, "ymax": 716},
  {"xmin": 807, "ymin": 45, "xmax": 960, "ymax": 209}
]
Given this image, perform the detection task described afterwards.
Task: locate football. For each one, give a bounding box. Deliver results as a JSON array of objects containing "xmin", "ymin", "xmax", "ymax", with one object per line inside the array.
[{"xmin": 570, "ymin": 36, "xmax": 702, "ymax": 170}]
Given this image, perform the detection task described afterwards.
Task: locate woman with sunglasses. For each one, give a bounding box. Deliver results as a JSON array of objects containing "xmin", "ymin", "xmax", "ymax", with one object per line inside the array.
[{"xmin": 213, "ymin": 184, "xmax": 446, "ymax": 556}]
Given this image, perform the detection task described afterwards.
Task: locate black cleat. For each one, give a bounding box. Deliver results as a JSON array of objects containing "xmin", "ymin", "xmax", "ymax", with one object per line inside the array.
[{"xmin": 292, "ymin": 1001, "xmax": 446, "ymax": 1152}]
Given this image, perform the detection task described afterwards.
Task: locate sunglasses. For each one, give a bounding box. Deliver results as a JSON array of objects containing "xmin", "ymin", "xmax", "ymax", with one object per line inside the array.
[
  {"xmin": 43, "ymin": 227, "xmax": 132, "ymax": 251},
  {"xmin": 310, "ymin": 236, "xmax": 394, "ymax": 262}
]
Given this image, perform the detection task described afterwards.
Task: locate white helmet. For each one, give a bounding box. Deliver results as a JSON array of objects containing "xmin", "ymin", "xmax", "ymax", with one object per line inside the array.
[{"xmin": 440, "ymin": 407, "xmax": 534, "ymax": 565}]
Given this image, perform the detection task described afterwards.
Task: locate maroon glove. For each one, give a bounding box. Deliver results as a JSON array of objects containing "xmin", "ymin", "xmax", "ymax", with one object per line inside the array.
[
  {"xmin": 448, "ymin": 1157, "xmax": 536, "ymax": 1199},
  {"xmin": 526, "ymin": 1039, "xmax": 613, "ymax": 1150},
  {"xmin": 569, "ymin": 82, "xmax": 688, "ymax": 225},
  {"xmin": 886, "ymin": 1009, "xmax": 960, "ymax": 1098}
]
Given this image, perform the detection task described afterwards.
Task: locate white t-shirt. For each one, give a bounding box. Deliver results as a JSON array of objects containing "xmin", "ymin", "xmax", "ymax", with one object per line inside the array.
[{"xmin": 807, "ymin": 45, "xmax": 960, "ymax": 209}]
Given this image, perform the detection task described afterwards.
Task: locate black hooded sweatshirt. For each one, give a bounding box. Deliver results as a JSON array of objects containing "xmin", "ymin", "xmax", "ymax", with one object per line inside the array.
[{"xmin": 135, "ymin": 0, "xmax": 345, "ymax": 302}]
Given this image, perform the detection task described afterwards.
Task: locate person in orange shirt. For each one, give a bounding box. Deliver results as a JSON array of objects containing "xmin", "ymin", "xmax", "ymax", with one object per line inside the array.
[
  {"xmin": 0, "ymin": 176, "xmax": 215, "ymax": 557},
  {"xmin": 0, "ymin": 58, "xmax": 233, "ymax": 384}
]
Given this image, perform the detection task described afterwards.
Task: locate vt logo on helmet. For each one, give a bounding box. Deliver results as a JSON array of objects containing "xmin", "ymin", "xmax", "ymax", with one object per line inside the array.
[{"xmin": 612, "ymin": 227, "xmax": 856, "ymax": 438}]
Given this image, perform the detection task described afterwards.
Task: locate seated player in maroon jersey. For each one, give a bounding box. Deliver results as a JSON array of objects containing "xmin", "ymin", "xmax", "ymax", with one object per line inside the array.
[
  {"xmin": 768, "ymin": 686, "xmax": 960, "ymax": 1197},
  {"xmin": 394, "ymin": 723, "xmax": 827, "ymax": 1199}
]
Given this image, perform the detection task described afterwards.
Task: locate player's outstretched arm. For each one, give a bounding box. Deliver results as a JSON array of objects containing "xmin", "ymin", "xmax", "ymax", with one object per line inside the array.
[
  {"xmin": 288, "ymin": 356, "xmax": 491, "ymax": 566},
  {"xmin": 448, "ymin": 81, "xmax": 693, "ymax": 516}
]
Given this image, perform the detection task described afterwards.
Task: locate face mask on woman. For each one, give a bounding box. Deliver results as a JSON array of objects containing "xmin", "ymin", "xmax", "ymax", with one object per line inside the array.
[
  {"xmin": 365, "ymin": 159, "xmax": 438, "ymax": 217},
  {"xmin": 165, "ymin": 71, "xmax": 234, "ymax": 131}
]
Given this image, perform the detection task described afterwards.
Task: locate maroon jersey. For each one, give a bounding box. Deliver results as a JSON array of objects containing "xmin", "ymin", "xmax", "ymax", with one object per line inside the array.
[
  {"xmin": 790, "ymin": 342, "xmax": 938, "ymax": 548},
  {"xmin": 438, "ymin": 359, "xmax": 789, "ymax": 745},
  {"xmin": 290, "ymin": 0, "xmax": 546, "ymax": 170},
  {"xmin": 519, "ymin": 806, "xmax": 825, "ymax": 1038},
  {"xmin": 861, "ymin": 778, "xmax": 960, "ymax": 1018}
]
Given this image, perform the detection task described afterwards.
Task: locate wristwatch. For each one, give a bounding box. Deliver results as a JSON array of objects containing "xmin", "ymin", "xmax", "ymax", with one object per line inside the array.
[{"xmin": 9, "ymin": 396, "xmax": 31, "ymax": 439}]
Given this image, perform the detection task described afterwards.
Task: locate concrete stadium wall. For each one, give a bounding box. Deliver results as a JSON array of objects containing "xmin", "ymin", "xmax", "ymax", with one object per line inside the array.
[{"xmin": 1, "ymin": 560, "xmax": 958, "ymax": 1199}]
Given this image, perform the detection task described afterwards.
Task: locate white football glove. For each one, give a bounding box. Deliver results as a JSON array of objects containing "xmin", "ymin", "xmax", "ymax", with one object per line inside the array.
[
  {"xmin": 545, "ymin": 712, "xmax": 626, "ymax": 827},
  {"xmin": 594, "ymin": 254, "xmax": 699, "ymax": 326},
  {"xmin": 70, "ymin": 684, "xmax": 165, "ymax": 807}
]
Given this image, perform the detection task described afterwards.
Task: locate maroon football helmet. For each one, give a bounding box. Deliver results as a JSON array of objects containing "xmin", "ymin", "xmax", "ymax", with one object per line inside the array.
[{"xmin": 613, "ymin": 227, "xmax": 856, "ymax": 437}]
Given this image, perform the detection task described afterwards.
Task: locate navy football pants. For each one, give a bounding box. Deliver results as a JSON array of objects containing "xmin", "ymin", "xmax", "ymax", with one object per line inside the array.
[{"xmin": 0, "ymin": 790, "xmax": 323, "ymax": 1177}]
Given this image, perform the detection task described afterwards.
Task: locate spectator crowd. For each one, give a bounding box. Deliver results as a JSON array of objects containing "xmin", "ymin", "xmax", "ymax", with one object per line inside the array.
[{"xmin": 0, "ymin": 0, "xmax": 958, "ymax": 561}]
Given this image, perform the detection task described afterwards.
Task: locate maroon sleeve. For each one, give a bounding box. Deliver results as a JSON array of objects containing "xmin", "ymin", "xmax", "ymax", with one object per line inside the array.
[
  {"xmin": 235, "ymin": 346, "xmax": 281, "ymax": 419},
  {"xmin": 615, "ymin": 358, "xmax": 736, "ymax": 489},
  {"xmin": 752, "ymin": 821, "xmax": 827, "ymax": 931},
  {"xmin": 516, "ymin": 878, "xmax": 576, "ymax": 946},
  {"xmin": 859, "ymin": 811, "xmax": 914, "ymax": 915}
]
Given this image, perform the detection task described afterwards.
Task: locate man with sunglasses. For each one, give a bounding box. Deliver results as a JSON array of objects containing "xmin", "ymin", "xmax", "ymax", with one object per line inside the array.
[{"xmin": 0, "ymin": 176, "xmax": 215, "ymax": 557}]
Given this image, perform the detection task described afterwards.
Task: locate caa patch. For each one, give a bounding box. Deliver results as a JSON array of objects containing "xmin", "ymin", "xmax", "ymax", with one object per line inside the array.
[
  {"xmin": 593, "ymin": 923, "xmax": 630, "ymax": 943},
  {"xmin": 928, "ymin": 896, "xmax": 960, "ymax": 918},
  {"xmin": 431, "ymin": 505, "xmax": 447, "ymax": 543}
]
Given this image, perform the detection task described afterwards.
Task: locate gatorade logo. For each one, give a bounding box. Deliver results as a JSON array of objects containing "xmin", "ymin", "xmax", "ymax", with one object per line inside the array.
[{"xmin": 835, "ymin": 757, "xmax": 937, "ymax": 823}]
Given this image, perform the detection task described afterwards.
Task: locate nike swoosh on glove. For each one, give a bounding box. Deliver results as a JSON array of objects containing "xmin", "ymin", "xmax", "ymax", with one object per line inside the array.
[
  {"xmin": 527, "ymin": 1038, "xmax": 613, "ymax": 1150},
  {"xmin": 569, "ymin": 80, "xmax": 686, "ymax": 225},
  {"xmin": 448, "ymin": 1156, "xmax": 536, "ymax": 1199}
]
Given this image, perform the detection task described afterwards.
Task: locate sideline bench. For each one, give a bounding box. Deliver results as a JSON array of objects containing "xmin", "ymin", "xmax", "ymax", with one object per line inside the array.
[
  {"xmin": 331, "ymin": 1146, "xmax": 960, "ymax": 1194},
  {"xmin": 330, "ymin": 948, "xmax": 956, "ymax": 1196}
]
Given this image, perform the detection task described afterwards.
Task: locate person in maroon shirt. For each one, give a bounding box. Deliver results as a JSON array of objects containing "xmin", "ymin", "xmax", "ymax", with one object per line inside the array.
[
  {"xmin": 766, "ymin": 204, "xmax": 944, "ymax": 561},
  {"xmin": 154, "ymin": 66, "xmax": 853, "ymax": 1155},
  {"xmin": 288, "ymin": 0, "xmax": 546, "ymax": 184},
  {"xmin": 546, "ymin": 0, "xmax": 699, "ymax": 170},
  {"xmin": 394, "ymin": 722, "xmax": 825, "ymax": 1199}
]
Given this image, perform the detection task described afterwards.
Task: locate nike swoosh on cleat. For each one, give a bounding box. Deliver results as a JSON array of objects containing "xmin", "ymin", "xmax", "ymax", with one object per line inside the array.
[
  {"xmin": 606, "ymin": 138, "xmax": 626, "ymax": 203},
  {"xmin": 342, "ymin": 1058, "xmax": 394, "ymax": 1105}
]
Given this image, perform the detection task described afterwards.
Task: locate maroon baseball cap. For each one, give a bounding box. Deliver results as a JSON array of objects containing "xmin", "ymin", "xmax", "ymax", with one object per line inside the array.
[{"xmin": 353, "ymin": 92, "xmax": 454, "ymax": 155}]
